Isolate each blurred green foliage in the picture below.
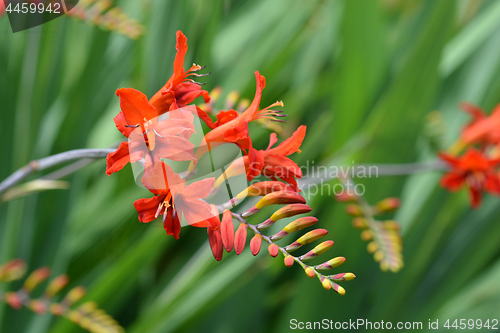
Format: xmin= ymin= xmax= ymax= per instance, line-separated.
xmin=1 ymin=0 xmax=500 ymax=332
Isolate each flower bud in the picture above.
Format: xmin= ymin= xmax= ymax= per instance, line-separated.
xmin=374 ymin=198 xmax=400 ymax=213
xmin=329 ymin=273 xmax=356 ymax=281
xmin=374 ymin=250 xmax=384 ymax=262
xmin=45 ymin=275 xmax=69 ymax=298
xmin=304 ymin=266 xmax=315 ymax=278
xmin=0 ymin=259 xmax=27 ymax=282
xmin=299 ymin=241 xmax=334 ymax=261
xmin=269 ymin=203 xmax=311 ymax=222
xmin=383 ymin=220 xmax=401 ymax=230
xmin=321 ymin=277 xmax=331 ymax=290
xmin=331 ymin=282 xmax=346 ymax=295
xmin=315 ymin=257 xmax=345 ymax=271
xmin=63 ymin=286 xmax=86 ymax=306
xmin=360 ymin=229 xmax=373 ymax=241
xmin=285 ymin=229 xmax=328 ymax=252
xmin=268 ymin=244 xmax=280 ymax=258
xmin=352 ymin=217 xmax=368 ymax=229
xmin=284 ymin=255 xmax=294 ymax=267
xmin=271 ymin=217 xmax=318 ymax=241
xmin=50 ymin=303 xmax=65 ymax=316
xmin=250 ymin=235 xmax=262 ymax=256
xmin=334 ymin=192 xmax=355 ymax=202
xmin=246 ymin=181 xmax=295 ymax=197
xmin=234 ymin=223 xmax=248 ymax=255
xmin=345 ymin=204 xmax=363 ymax=216
xmin=367 ymin=241 xmax=378 ymax=253
xmin=23 ymin=267 xmax=51 ymax=293
xmin=5 ymin=292 xmax=23 ymax=309
xmin=29 ymin=299 xmax=47 ymax=314
xmin=220 ymin=210 xmax=234 ymax=252
xmin=207 ymin=226 xmax=223 ymax=261
xmin=253 ymin=191 xmax=306 ymax=211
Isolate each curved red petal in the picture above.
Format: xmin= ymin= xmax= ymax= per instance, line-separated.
xmin=182 ymin=178 xmax=215 ymax=200
xmin=234 ymin=223 xmax=248 ymax=255
xmin=439 ymin=173 xmax=465 ymax=191
xmin=163 ymin=208 xmax=181 ymax=239
xmin=113 ymin=111 xmax=134 ymax=137
xmin=116 ymin=88 xmax=158 ymax=125
xmin=246 ymin=148 xmax=265 ymax=181
xmin=221 ymin=210 xmax=234 ymax=252
xmin=133 ymin=196 xmax=164 ymax=223
xmin=266 ymin=125 xmax=306 ymax=156
xmin=106 ymin=142 xmax=133 ymax=176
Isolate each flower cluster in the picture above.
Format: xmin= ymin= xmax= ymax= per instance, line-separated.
xmin=439 ymin=102 xmax=500 ymax=208
xmin=106 ymin=31 xmax=305 ymax=241
xmin=105 ymin=30 xmax=354 ymax=292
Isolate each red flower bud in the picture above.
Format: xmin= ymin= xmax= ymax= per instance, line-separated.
xmin=207 ymin=226 xmax=223 ymax=261
xmin=220 ymin=210 xmax=234 ymax=252
xmin=268 ymin=244 xmax=280 ymax=258
xmin=234 ymin=223 xmax=248 ymax=255
xmin=250 ymin=235 xmax=262 ymax=256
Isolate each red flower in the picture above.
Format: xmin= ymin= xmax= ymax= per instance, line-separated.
xmin=460 ymin=102 xmax=500 ymax=146
xmin=193 ymin=71 xmax=284 ymax=162
xmin=133 ymin=162 xmax=219 ymax=239
xmin=439 ymin=148 xmax=500 ymax=208
xmin=106 ymin=88 xmax=196 ymax=176
xmin=149 ymin=30 xmax=210 ymax=114
xmin=216 ymin=126 xmax=306 ymax=191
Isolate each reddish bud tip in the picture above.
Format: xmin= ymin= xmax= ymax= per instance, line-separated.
xmin=250 ymin=235 xmax=263 ymax=256
xmin=268 ymin=244 xmax=280 ymax=258
xmin=284 ymin=255 xmax=294 ymax=267
xmin=5 ymin=292 xmax=23 ymax=310
xmin=234 ymin=223 xmax=248 ymax=255
xmin=24 ymin=267 xmax=51 ymax=292
xmin=220 ymin=210 xmax=234 ymax=252
xmin=207 ymin=226 xmax=223 ymax=261
xmin=374 ymin=197 xmax=401 ymax=213
xmin=304 ymin=267 xmax=315 ymax=278
xmin=345 ymin=204 xmax=363 ymax=216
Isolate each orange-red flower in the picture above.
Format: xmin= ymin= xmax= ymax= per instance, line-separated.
xmin=0 ymin=1 xmax=5 ymax=16
xmin=192 ymin=71 xmax=284 ymax=163
xmin=106 ymin=88 xmax=196 ymax=176
xmin=216 ymin=126 xmax=306 ymax=191
xmin=149 ymin=30 xmax=210 ymax=114
xmin=439 ymin=148 xmax=500 ymax=208
xmin=460 ymin=102 xmax=500 ymax=146
xmin=133 ymin=162 xmax=219 ymax=239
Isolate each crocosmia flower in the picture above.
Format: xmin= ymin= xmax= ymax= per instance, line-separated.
xmin=193 ymin=71 xmax=284 ymax=162
xmin=460 ymin=102 xmax=500 ymax=146
xmin=149 ymin=30 xmax=210 ymax=114
xmin=216 ymin=125 xmax=306 ymax=191
xmin=134 ymin=162 xmax=219 ymax=239
xmin=439 ymin=148 xmax=500 ymax=208
xmin=106 ymin=88 xmax=196 ymax=176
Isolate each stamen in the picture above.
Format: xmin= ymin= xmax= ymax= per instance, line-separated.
xmin=191 ymin=65 xmax=206 ymax=72
xmin=152 ymin=128 xmax=164 ymax=138
xmin=125 ymin=125 xmax=140 ymax=128
xmin=193 ymin=81 xmax=207 ymax=86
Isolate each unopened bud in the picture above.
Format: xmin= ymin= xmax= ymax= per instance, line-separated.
xmin=345 ymin=204 xmax=363 ymax=216
xmin=285 ymin=229 xmax=328 ymax=252
xmin=367 ymin=241 xmax=378 ymax=253
xmin=29 ymin=299 xmax=47 ymax=314
xmin=253 ymin=191 xmax=306 ymax=211
xmin=383 ymin=220 xmax=401 ymax=230
xmin=321 ymin=277 xmax=331 ymax=290
xmin=63 ymin=286 xmax=86 ymax=306
xmin=299 ymin=240 xmax=335 ymax=261
xmin=331 ymin=282 xmax=346 ymax=295
xmin=284 ymin=255 xmax=294 ymax=267
xmin=329 ymin=273 xmax=356 ymax=281
xmin=5 ymin=292 xmax=23 ymax=309
xmin=207 ymin=226 xmax=223 ymax=261
xmin=0 ymin=259 xmax=27 ymax=282
xmin=268 ymin=244 xmax=280 ymax=258
xmin=304 ymin=267 xmax=315 ymax=278
xmin=250 ymin=234 xmax=262 ymax=256
xmin=50 ymin=303 xmax=65 ymax=316
xmin=374 ymin=198 xmax=400 ymax=214
xmin=23 ymin=267 xmax=51 ymax=293
xmin=220 ymin=210 xmax=234 ymax=252
xmin=269 ymin=204 xmax=311 ymax=223
xmin=315 ymin=257 xmax=345 ymax=271
xmin=360 ymin=229 xmax=373 ymax=241
xmin=352 ymin=217 xmax=368 ymax=229
xmin=234 ymin=223 xmax=248 ymax=255
xmin=45 ymin=275 xmax=69 ymax=298
xmin=374 ymin=250 xmax=384 ymax=262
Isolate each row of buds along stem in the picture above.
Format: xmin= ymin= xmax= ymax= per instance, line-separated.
xmin=208 ymin=181 xmax=355 ymax=294
xmin=0 ymin=259 xmax=124 ymax=333
xmin=66 ymin=0 xmax=144 ymax=40
xmin=338 ymin=192 xmax=404 ymax=273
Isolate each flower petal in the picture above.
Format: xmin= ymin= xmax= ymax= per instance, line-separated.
xmin=182 ymin=178 xmax=215 ymax=200
xmin=267 ymin=133 xmax=278 ymax=150
xmin=106 ymin=142 xmax=144 ymax=176
xmin=163 ymin=208 xmax=181 ymax=239
xmin=266 ymin=125 xmax=306 ymax=156
xmin=117 ymin=88 xmax=158 ymax=125
xmin=113 ymin=111 xmax=134 ymax=138
xmin=133 ymin=195 xmax=164 ymax=223
xmin=246 ymin=148 xmax=264 ymax=181
xmin=439 ymin=173 xmax=465 ymax=191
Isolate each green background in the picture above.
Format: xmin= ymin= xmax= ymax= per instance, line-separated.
xmin=1 ymin=0 xmax=500 ymax=332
